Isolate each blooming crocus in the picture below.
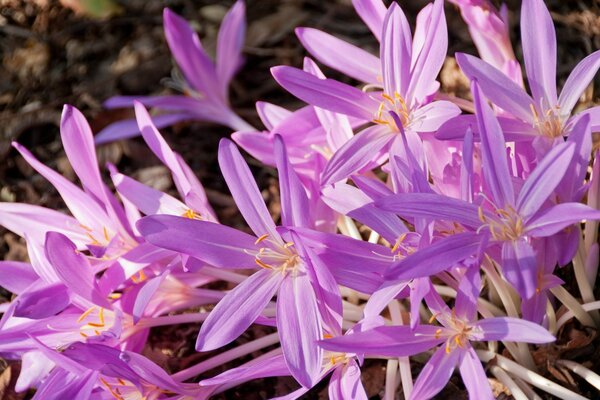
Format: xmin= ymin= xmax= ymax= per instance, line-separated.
xmin=321 ymin=268 xmax=556 ymax=400
xmin=272 ymin=0 xmax=460 ymax=185
xmin=438 ymin=0 xmax=600 ymax=146
xmin=97 ymin=2 xmax=253 ymax=144
xmin=138 ymin=136 xmax=324 ymax=387
xmin=376 ymin=81 xmax=600 ymax=299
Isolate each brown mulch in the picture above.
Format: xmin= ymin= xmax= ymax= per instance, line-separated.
xmin=0 ymin=0 xmax=599 ymax=398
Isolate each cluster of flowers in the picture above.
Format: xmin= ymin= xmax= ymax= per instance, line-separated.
xmin=1 ymin=0 xmax=600 ymax=398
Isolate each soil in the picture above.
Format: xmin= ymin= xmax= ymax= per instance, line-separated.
xmin=0 ymin=0 xmax=599 ymax=398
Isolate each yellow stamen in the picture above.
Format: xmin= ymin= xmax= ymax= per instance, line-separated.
xmin=255 ymin=234 xmax=269 ymax=244
xmin=255 ymin=259 xmax=272 ymax=269
xmin=77 ymin=306 xmax=96 ymax=323
xmin=103 ymin=226 xmax=110 ymax=241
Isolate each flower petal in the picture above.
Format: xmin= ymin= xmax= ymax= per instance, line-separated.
xmin=218 ymin=138 xmax=280 ymax=239
xmin=501 ymin=239 xmax=538 ymax=299
xmin=526 ymin=203 xmax=600 ymax=237
xmin=137 ymin=215 xmax=258 ymax=268
xmin=297 ymin=28 xmax=380 ymax=83
xmin=558 ymin=50 xmax=600 ymax=114
xmin=94 ymin=113 xmax=193 ymax=145
xmin=216 ymin=0 xmax=246 ymax=96
xmin=277 ymin=273 xmax=323 ymax=388
xmin=352 ymin=0 xmax=387 ymax=41
xmin=474 ymin=316 xmax=555 ymax=343
xmin=516 ymin=141 xmax=575 ymax=218
xmin=457 ymin=347 xmax=495 ymax=400
xmin=521 ymin=0 xmax=557 ymax=105
xmin=409 ymin=345 xmax=461 ymax=400
xmin=271 ymin=66 xmax=379 ymax=120
xmin=197 ymin=269 xmax=283 ymax=351
xmin=381 ymin=2 xmax=411 ymax=95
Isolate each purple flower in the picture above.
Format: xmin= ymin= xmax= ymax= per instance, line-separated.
xmin=321 ymin=268 xmax=555 ymax=400
xmin=439 ymin=0 xmax=600 ymax=146
xmin=272 ymin=0 xmax=460 ymax=185
xmin=97 ymin=2 xmax=253 ymax=144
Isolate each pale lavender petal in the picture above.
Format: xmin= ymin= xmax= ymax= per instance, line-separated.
xmin=0 ymin=261 xmax=37 ymax=294
xmin=436 ymin=114 xmax=538 ymax=141
xmin=472 ymin=81 xmax=515 ymax=207
xmin=363 ymin=280 xmax=408 ymax=319
xmin=44 ymin=232 xmax=110 ymax=308
xmin=218 ymin=138 xmax=280 ymax=239
xmin=14 ymin=282 xmax=70 ymax=319
xmin=409 ymin=346 xmax=461 ymax=400
xmin=197 ymin=269 xmax=283 ymax=351
xmin=137 ymin=215 xmax=258 ymax=268
xmin=32 ymin=369 xmax=97 ymax=400
xmin=521 ymin=0 xmax=557 ymax=105
xmin=132 ymin=273 xmax=167 ymax=323
xmin=458 ymin=347 xmax=495 ymax=400
xmin=200 ymin=352 xmax=290 ymax=386
xmin=163 ymin=9 xmax=220 ymax=99
xmin=12 ymin=143 xmax=108 ymax=232
xmin=112 ymin=172 xmax=188 ymax=216
xmin=216 ymin=0 xmax=246 ymax=96
xmin=94 ymin=113 xmax=193 ymax=145
xmin=474 ymin=316 xmax=555 ymax=343
xmin=274 ymin=135 xmax=311 ymax=228
xmin=15 ymin=351 xmax=54 ymax=392
xmin=376 ymin=193 xmax=485 ymax=229
xmin=352 ymin=0 xmax=387 ymax=41
xmin=410 ymin=100 xmax=461 ymax=132
xmin=256 ymin=101 xmax=291 ymax=130
xmin=385 ymin=232 xmax=482 ymax=281
xmin=557 ymin=114 xmax=592 ymax=202
xmin=321 ymin=125 xmax=394 ymax=186
xmin=558 ymin=50 xmax=600 ymax=114
xmin=526 ymin=203 xmax=600 ymax=237
xmin=0 ymin=203 xmax=88 ymax=246
xmin=517 ymin=141 xmax=575 ymax=218
xmin=336 ymin=359 xmax=367 ymax=400
xmin=297 ymin=28 xmax=380 ymax=83
xmin=320 ymin=325 xmax=444 ymax=356
xmin=381 ymin=3 xmax=411 ymax=95
xmin=577 ymin=105 xmax=600 ymax=131
xmin=271 ymin=66 xmax=379 ymax=120
xmin=278 ymin=274 xmax=323 ymax=388
xmin=456 ymin=53 xmax=534 ymax=122
xmin=406 ymin=0 xmax=447 ymax=104
xmin=501 ymin=240 xmax=537 ymax=299
xmin=104 ymin=95 xmax=203 ymax=112
xmin=454 ymin=266 xmax=481 ymax=321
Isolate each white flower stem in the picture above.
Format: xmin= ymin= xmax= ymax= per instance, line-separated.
xmin=551 ymin=286 xmax=596 ymax=328
xmin=201 ymin=266 xmax=248 ymax=284
xmin=384 ymin=359 xmax=399 ymax=400
xmin=389 ymin=300 xmax=412 ymax=398
xmin=172 ymin=332 xmax=280 ymax=382
xmin=490 ymin=365 xmax=529 ymax=400
xmin=556 ymin=359 xmax=600 ymax=391
xmin=556 ymin=300 xmax=600 ymax=330
xmin=572 ymin=230 xmax=599 ymax=325
xmin=476 ymin=350 xmax=587 ymax=400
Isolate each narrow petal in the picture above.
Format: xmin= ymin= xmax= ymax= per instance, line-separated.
xmin=0 ymin=203 xmax=87 ymax=246
xmin=526 ymin=203 xmax=600 ymax=237
xmin=0 ymin=261 xmax=37 ymax=294
xmin=409 ymin=346 xmax=461 ymax=400
xmin=278 ymin=274 xmax=323 ymax=388
xmin=516 ymin=141 xmax=575 ymax=218
xmin=274 ymin=135 xmax=311 ymax=228
xmin=406 ymin=0 xmax=447 ymax=104
xmin=436 ymin=114 xmax=538 ymax=141
xmin=112 ymin=172 xmax=188 ymax=216
xmin=200 ymin=352 xmax=290 ymax=386
xmin=521 ymin=0 xmax=557 ymax=105
xmin=216 ymin=0 xmax=246 ymax=96
xmin=351 ymin=0 xmax=387 ymax=41
xmin=94 ymin=113 xmax=193 ymax=145
xmin=454 ymin=266 xmax=481 ymax=321
xmin=381 ymin=2 xmax=411 ymax=96
xmin=218 ymin=138 xmax=280 ymax=239
xmin=474 ymin=317 xmax=555 ymax=343
xmin=163 ymin=9 xmax=220 ymax=99
xmin=338 ymin=360 xmax=368 ymax=400
xmin=385 ymin=232 xmax=482 ymax=281
xmin=297 ymin=28 xmax=380 ymax=83
xmin=558 ymin=50 xmax=600 ymax=114
xmin=197 ymin=269 xmax=283 ymax=351
xmin=410 ymin=100 xmax=461 ymax=132
xmin=44 ymin=232 xmax=110 ymax=308
xmin=321 ymin=125 xmax=394 ymax=186
xmin=256 ymin=101 xmax=291 ymax=130
xmin=577 ymin=105 xmax=600 ymax=131
xmin=271 ymin=66 xmax=379 ymax=120
xmin=456 ymin=53 xmax=534 ymax=122
xmin=458 ymin=347 xmax=495 ymax=400
xmin=12 ymin=143 xmax=108 ymax=232
xmin=320 ymin=325 xmax=444 ymax=357
xmin=14 ymin=282 xmax=70 ymax=319
xmin=104 ymin=95 xmax=204 ymax=112
xmin=472 ymin=80 xmax=515 ymax=207
xmin=137 ymin=215 xmax=258 ymax=268
xmin=376 ymin=193 xmax=485 ymax=229
xmin=60 ymin=105 xmax=106 ymax=203
xmin=501 ymin=240 xmax=538 ymax=299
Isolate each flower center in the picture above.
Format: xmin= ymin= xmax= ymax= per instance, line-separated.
xmin=478 ymin=205 xmax=524 ymax=241
xmin=373 ymin=92 xmax=411 ymax=130
xmin=530 ymin=103 xmax=565 ymax=139
xmin=251 ymin=234 xmax=300 ymax=274
xmin=182 ymin=208 xmax=202 ymax=220
xmin=77 ymin=306 xmax=113 ymax=338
